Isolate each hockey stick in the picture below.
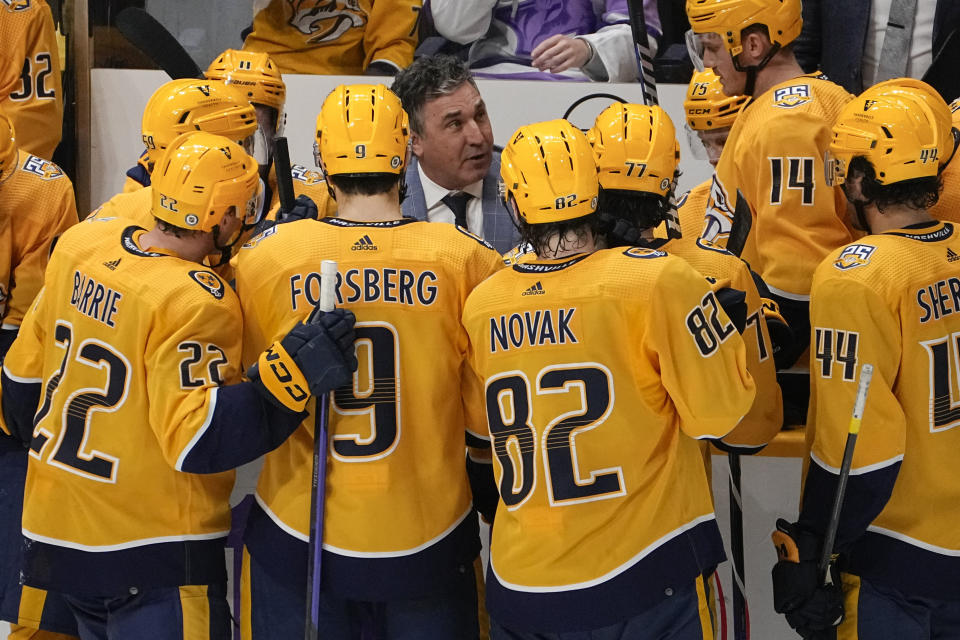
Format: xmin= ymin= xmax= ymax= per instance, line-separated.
xmin=722 ymin=188 xmax=753 ymax=640
xmin=818 ymin=363 xmax=874 ymax=583
xmin=626 ymin=0 xmax=658 ymax=105
xmin=273 ymin=136 xmax=296 ymax=212
xmin=922 ymin=29 xmax=960 ymax=103
xmin=305 ymin=260 xmax=339 ymax=640
xmin=115 ymin=8 xmax=204 ymax=80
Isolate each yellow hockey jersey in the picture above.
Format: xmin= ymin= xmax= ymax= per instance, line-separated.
xmin=233 ymin=216 xmax=501 ymax=599
xmin=0 ymin=0 xmax=62 ymax=160
xmin=242 ymin=0 xmax=420 ymax=75
xmin=801 ymin=220 xmax=960 ymax=599
xmin=0 ymin=217 xmax=245 ymax=594
xmin=659 ymin=236 xmax=782 ymax=450
xmin=929 ymin=100 xmax=960 ymax=224
xmin=0 ymin=148 xmax=76 ymax=330
xmin=461 ymin=247 xmax=755 ymax=631
xmin=703 ymin=73 xmax=854 ymax=299
xmin=676 ymin=178 xmax=711 ymax=243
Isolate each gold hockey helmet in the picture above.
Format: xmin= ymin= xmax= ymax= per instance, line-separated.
xmin=205 ymin=49 xmax=286 ymax=112
xmin=686 ymin=0 xmax=803 ymax=58
xmin=150 ymin=131 xmax=260 ymax=232
xmin=684 ymin=69 xmax=748 ymax=131
xmin=314 ymin=84 xmax=409 ymax=177
xmin=501 ymin=119 xmax=599 ymax=224
xmin=588 ymin=103 xmax=680 ymax=197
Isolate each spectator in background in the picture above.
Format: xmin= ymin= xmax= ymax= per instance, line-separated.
xmin=391 ymin=55 xmax=519 ymax=253
xmin=428 ymin=0 xmax=660 ymax=82
xmin=795 ymin=0 xmax=960 ymax=94
xmin=243 ymin=0 xmax=421 ymax=75
xmin=0 ymin=0 xmax=63 ymax=160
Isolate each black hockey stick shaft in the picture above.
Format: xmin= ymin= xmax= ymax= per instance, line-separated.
xmin=625 ymin=0 xmax=658 ymax=105
xmin=305 ymin=261 xmax=339 ymax=640
xmin=921 ymin=29 xmax=960 ymax=103
xmin=729 ymin=452 xmax=747 ymax=640
xmin=818 ymin=363 xmax=874 ymax=583
xmin=273 ymin=136 xmax=296 ymax=213
xmin=115 ymin=8 xmax=203 ymax=80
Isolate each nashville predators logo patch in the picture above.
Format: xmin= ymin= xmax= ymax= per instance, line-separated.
xmin=291 ymin=164 xmax=323 ymax=185
xmin=22 ymin=155 xmax=63 ymax=180
xmin=623 ymin=247 xmax=667 ymax=259
xmin=773 ymin=85 xmax=812 ymax=109
xmin=189 ymin=270 xmax=226 ymax=299
xmin=834 ymin=244 xmax=876 ymax=271
xmin=287 ymin=0 xmax=367 ymax=45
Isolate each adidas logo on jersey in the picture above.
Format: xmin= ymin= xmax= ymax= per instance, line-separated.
xmin=522 ymin=281 xmax=545 ymax=296
xmin=948 ymin=248 xmax=960 ymax=263
xmin=102 ymin=258 xmax=122 ymax=270
xmin=352 ymin=235 xmax=378 ymax=251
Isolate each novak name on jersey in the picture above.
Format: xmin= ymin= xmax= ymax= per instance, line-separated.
xmin=461 ymin=246 xmax=755 ymax=632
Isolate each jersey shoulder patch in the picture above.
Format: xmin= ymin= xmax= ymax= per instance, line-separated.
xmin=188 ymin=270 xmax=227 ymax=300
xmin=241 ymin=224 xmax=278 ymax=250
xmin=772 ymin=84 xmax=812 ymax=109
xmin=622 ymin=246 xmax=667 ymax=259
xmin=21 ymin=155 xmax=64 ymax=180
xmin=291 ymin=164 xmax=324 ymax=186
xmin=833 ymin=243 xmax=877 ymax=271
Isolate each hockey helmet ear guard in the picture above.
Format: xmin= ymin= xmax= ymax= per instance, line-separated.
xmin=141 ymin=79 xmax=259 ymax=164
xmin=826 ymin=93 xmax=943 ymax=187
xmin=685 ymin=0 xmax=803 ymax=58
xmin=314 ymin=84 xmax=410 ymax=178
xmin=0 ymin=110 xmax=16 ymax=180
xmin=500 ymin=119 xmax=599 ymax=225
xmin=150 ymin=131 xmax=260 ymax=232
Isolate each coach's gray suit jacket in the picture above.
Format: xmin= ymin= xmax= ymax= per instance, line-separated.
xmin=401 ymin=151 xmax=519 ymax=254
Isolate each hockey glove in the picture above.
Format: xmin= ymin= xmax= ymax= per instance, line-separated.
xmin=248 ymin=308 xmax=358 ymax=413
xmin=761 ymin=298 xmax=797 ymax=371
xmin=277 ymin=194 xmax=319 ymax=224
xmin=715 ymin=286 xmax=747 ymax=334
xmin=771 ymin=518 xmax=844 ymax=640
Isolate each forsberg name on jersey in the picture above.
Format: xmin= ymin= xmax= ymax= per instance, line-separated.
xmin=70 ymin=270 xmax=122 ymax=328
xmin=917 ymin=277 xmax=960 ymax=324
xmin=290 ymin=267 xmax=438 ymax=311
xmin=489 ymin=308 xmax=578 ymax=353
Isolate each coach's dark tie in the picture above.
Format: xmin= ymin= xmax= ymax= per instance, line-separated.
xmin=441 ymin=192 xmax=472 ymax=229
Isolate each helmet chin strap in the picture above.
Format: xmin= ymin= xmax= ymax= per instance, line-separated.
xmin=732 ymin=43 xmax=781 ymax=96
xmin=210 ymin=223 xmax=244 ymax=268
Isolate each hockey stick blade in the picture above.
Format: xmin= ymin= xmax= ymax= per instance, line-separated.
xmin=726 ymin=189 xmax=753 ymax=258
xmin=115 ymin=8 xmax=203 ymax=80
xmin=273 ymin=137 xmax=296 ymax=213
xmin=922 ymin=29 xmax=960 ymax=103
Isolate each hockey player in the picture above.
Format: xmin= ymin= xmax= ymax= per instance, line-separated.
xmin=0 ymin=108 xmax=78 ymax=640
xmin=0 ymin=0 xmax=62 ymax=160
xmin=686 ymin=0 xmax=856 ymax=422
xmin=461 ymin=118 xmax=755 ymax=637
xmin=679 ymin=68 xmax=746 ymax=241
xmin=0 ymin=131 xmax=357 ymax=639
xmin=772 ymin=91 xmax=960 ymax=639
xmin=242 ymin=0 xmax=419 ymax=75
xmin=589 ymin=101 xmax=781 ymax=452
xmin=232 ymin=84 xmax=501 ymax=638
xmin=932 ymin=97 xmax=960 ymax=222
xmin=204 ymin=48 xmax=336 ymax=220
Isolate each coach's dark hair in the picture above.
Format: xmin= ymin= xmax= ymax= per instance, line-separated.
xmin=390 ymin=55 xmax=478 ymax=135
xmin=848 ymin=156 xmax=942 ymax=211
xmin=328 ymin=173 xmax=402 ymax=197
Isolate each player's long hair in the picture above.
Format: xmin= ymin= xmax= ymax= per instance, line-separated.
xmin=517 ymin=215 xmax=602 ymax=258
xmin=849 ymin=157 xmax=942 ymax=212
xmin=597 ymin=188 xmax=669 ymax=247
